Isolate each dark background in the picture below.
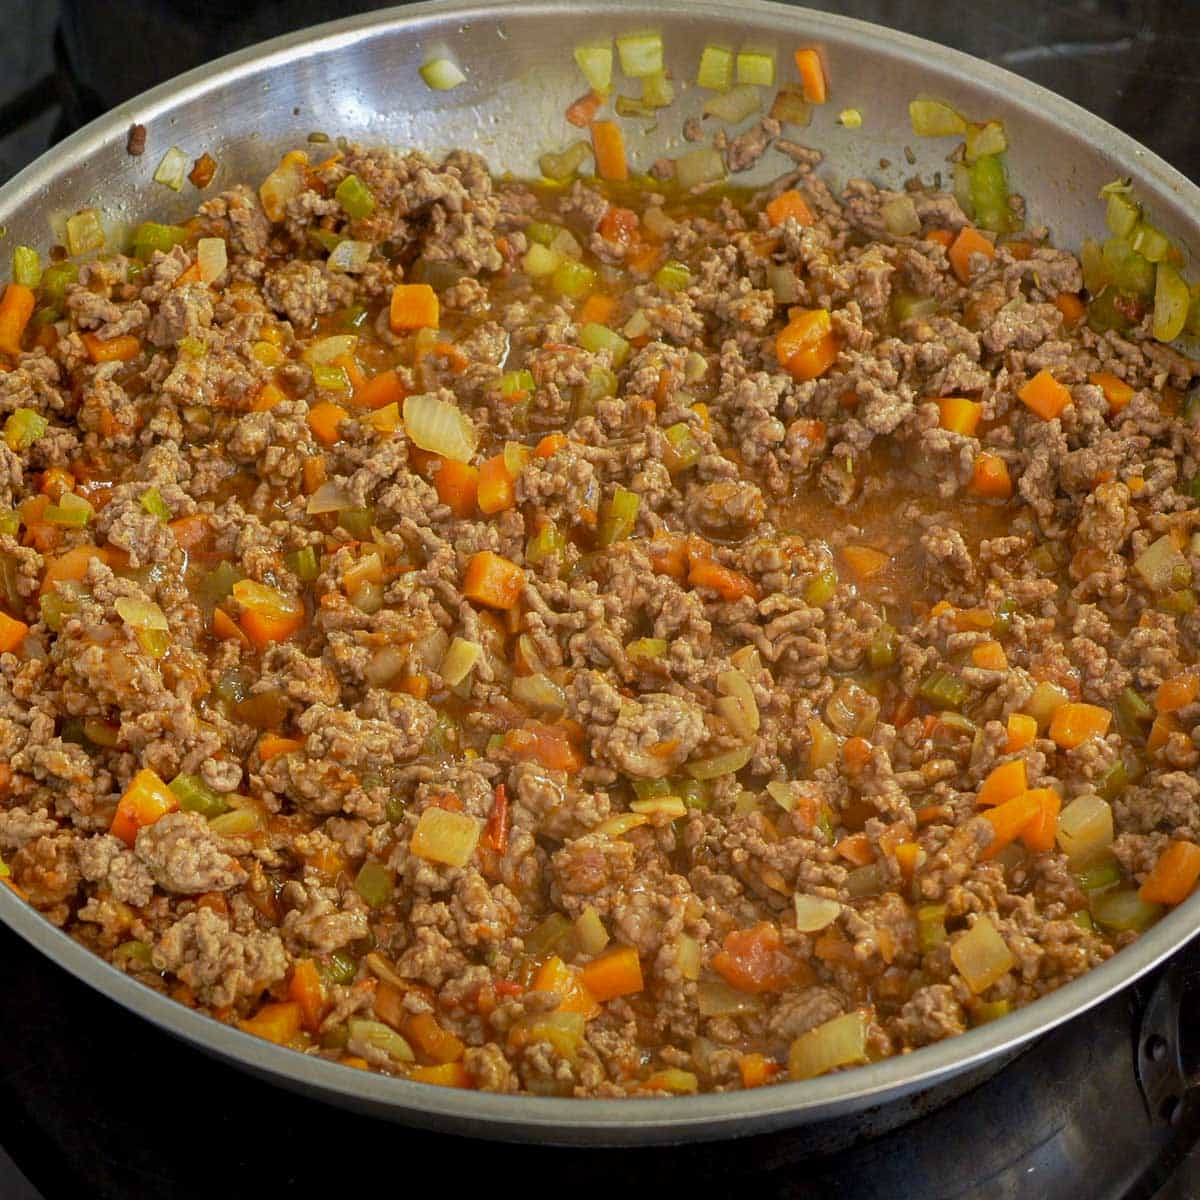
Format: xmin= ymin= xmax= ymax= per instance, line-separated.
xmin=1 ymin=2 xmax=1199 ymax=1198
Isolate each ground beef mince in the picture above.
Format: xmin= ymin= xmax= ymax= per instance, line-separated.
xmin=0 ymin=131 xmax=1198 ymax=1101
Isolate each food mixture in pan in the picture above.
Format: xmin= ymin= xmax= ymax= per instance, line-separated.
xmin=1 ymin=42 xmax=1199 ymax=1097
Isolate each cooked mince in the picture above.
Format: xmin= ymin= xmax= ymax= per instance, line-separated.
xmin=0 ymin=131 xmax=1198 ymax=1098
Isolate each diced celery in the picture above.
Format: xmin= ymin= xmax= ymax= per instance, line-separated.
xmin=574 ymin=40 xmax=614 ymax=95
xmin=1153 ymin=262 xmax=1189 ymax=343
xmin=40 ymin=590 xmax=79 ymax=632
xmin=697 ymin=44 xmax=734 ymax=91
xmin=892 ymin=292 xmax=939 ymax=322
xmin=1097 ymin=761 xmax=1129 ymax=801
xmin=676 ymin=778 xmax=711 ymax=810
xmin=908 ymin=97 xmax=966 ymax=137
xmin=1086 ymin=288 xmax=1132 ymax=335
xmin=4 ymin=408 xmax=48 ymax=451
xmin=526 ymin=520 xmax=566 ymax=565
xmin=803 ymin=567 xmax=837 ymax=606
xmin=337 ymin=304 xmax=370 ymax=330
xmin=597 ymin=486 xmax=640 ymax=546
xmin=1162 ymin=588 xmax=1197 ymax=616
xmin=552 ymin=259 xmax=597 ymax=300
xmin=169 ymin=772 xmax=230 ymax=819
xmin=663 ymin=422 xmax=702 ymax=473
xmin=919 ymin=670 xmax=968 ymax=710
xmin=964 ymin=121 xmax=1007 ymax=162
xmin=1131 ymin=222 xmax=1171 ymax=263
xmin=641 ymin=71 xmax=675 ymax=109
xmin=969 ymin=154 xmax=1010 ymax=234
xmin=39 ymin=261 xmax=78 ymax=303
xmin=140 ymin=487 xmax=171 ymax=522
xmin=616 ymin=94 xmax=654 ymax=119
xmin=44 ymin=493 xmax=93 ymax=527
xmin=1075 ymin=856 xmax=1121 ymax=892
xmin=355 ymin=861 xmax=394 ymax=908
xmin=973 ymin=999 xmax=1012 ymax=1025
xmin=0 ymin=511 xmax=18 ymax=537
xmin=1073 ymin=909 xmax=1095 ymax=931
xmin=1118 ymin=686 xmax=1154 ymax=726
xmin=617 ymin=32 xmax=663 ymax=78
xmin=326 ymin=951 xmax=358 ymax=984
xmin=335 ymin=173 xmax=376 ymax=220
xmin=501 ymin=369 xmax=534 ymax=401
xmin=839 ymin=108 xmax=863 ymax=129
xmin=65 ymin=209 xmax=105 ymax=256
xmin=312 ymin=364 xmax=350 ymax=392
xmin=627 ymin=637 xmax=668 ymax=663
xmin=736 ymin=49 xmax=775 ymax=87
xmin=579 ymin=322 xmax=630 ymax=367
xmin=1102 ymin=237 xmax=1155 ymax=296
xmin=338 ymin=508 xmax=374 ymax=539
xmin=12 ymin=246 xmax=40 ymax=288
xmin=199 ymin=561 xmax=241 ymax=605
xmin=916 ymin=903 xmax=948 ymax=953
xmin=285 ymin=545 xmax=320 ymax=582
xmin=1091 ymin=887 xmax=1162 ymax=932
xmin=522 ymin=242 xmax=561 ymax=278
xmin=1105 ymin=190 xmax=1140 ymax=239
xmin=867 ymin=622 xmax=898 ymax=669
xmin=419 ymin=58 xmax=466 ymax=91
xmin=539 ymin=141 xmax=592 ymax=183
xmin=526 ymin=221 xmax=563 ymax=247
xmin=653 ymin=260 xmax=691 ymax=292
xmin=130 ymin=222 xmax=188 ymax=261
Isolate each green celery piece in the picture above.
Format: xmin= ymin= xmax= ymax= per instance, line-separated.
xmin=335 ymin=174 xmax=376 ymax=220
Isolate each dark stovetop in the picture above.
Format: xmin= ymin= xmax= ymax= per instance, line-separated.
xmin=2 ymin=2 xmax=1200 ymax=1197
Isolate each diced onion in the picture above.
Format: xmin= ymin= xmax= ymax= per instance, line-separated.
xmin=402 ymin=392 xmax=478 ymax=463
xmin=574 ymin=40 xmax=614 ymax=95
xmin=1153 ymin=262 xmax=1190 ymax=343
xmin=908 ymin=97 xmax=967 ymax=137
xmin=232 ymin=578 xmax=302 ymax=619
xmin=259 ymin=153 xmax=307 ymax=222
xmin=364 ymin=646 xmax=406 ymax=686
xmin=348 ymin=1018 xmax=415 ymax=1062
xmin=1024 ymin=680 xmax=1070 ymax=729
xmin=114 ymin=596 xmax=169 ymax=630
xmin=1056 ymin=794 xmax=1114 ymax=864
xmin=512 ymin=671 xmax=567 ymax=713
xmin=641 ymin=205 xmax=676 ymax=240
xmin=716 ymin=668 xmax=760 ymax=739
xmin=410 ymin=806 xmax=481 ymax=868
xmin=949 ymin=915 xmax=1014 ymax=994
xmin=575 ymin=905 xmax=610 ymax=956
xmin=767 ymin=263 xmax=801 ymax=303
xmin=674 ymin=148 xmax=726 ymax=191
xmin=702 ymin=84 xmax=761 ymax=124
xmin=621 ymin=309 xmax=651 ymax=339
xmin=153 ymin=146 xmax=190 ymax=191
xmin=196 ymin=237 xmax=227 ymax=283
xmin=770 ymin=87 xmax=811 ymax=127
xmin=1134 ymin=534 xmax=1188 ymax=591
xmin=825 ymin=679 xmax=879 ymax=737
xmin=302 ymin=335 xmax=358 ymax=366
xmin=808 ymin=718 xmax=838 ymax=770
xmin=793 ymin=893 xmax=841 ymax=932
xmin=880 ymin=196 xmax=921 ymax=237
xmin=522 ymin=243 xmax=561 ymax=278
xmin=328 ymin=239 xmax=373 ymax=273
xmin=65 ymin=209 xmax=105 ymax=257
xmin=419 ymin=58 xmax=466 ymax=91
xmin=629 ymin=796 xmax=688 ymax=818
xmin=593 ymin=812 xmax=650 ymax=838
xmin=686 ymin=742 xmax=754 ymax=780
xmin=788 ymin=1012 xmax=868 ymax=1081
xmin=415 ymin=628 xmax=450 ymax=671
xmin=509 ymin=1011 xmax=585 ymax=1056
xmin=550 ymin=228 xmax=583 ymax=260
xmin=765 ymin=781 xmax=802 ymax=812
xmin=209 ymin=806 xmax=264 ymax=837
xmin=698 ymin=980 xmax=761 ymax=1017
xmin=440 ymin=637 xmax=482 ymax=686
xmin=306 ymin=481 xmax=352 ymax=514
xmin=616 ymin=31 xmax=663 ymax=79
xmin=676 ymin=933 xmax=702 ymax=981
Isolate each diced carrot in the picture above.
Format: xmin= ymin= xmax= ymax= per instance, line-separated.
xmin=977 ymin=759 xmax=1027 ymax=807
xmin=503 ymin=724 xmax=584 ymax=774
xmin=649 ymin=533 xmax=688 ymax=580
xmin=598 ymin=207 xmax=640 ymax=246
xmin=738 ymin=1052 xmax=780 ymax=1090
xmin=484 ymin=783 xmax=510 ymax=855
xmin=712 ymin=921 xmax=812 ymax=993
xmin=169 ymin=513 xmax=210 ymax=550
xmin=398 ymin=674 xmax=430 ymax=700
xmin=1147 ymin=712 xmax=1177 ymax=754
xmin=969 ymin=452 xmax=1012 ymax=499
xmin=288 ymin=959 xmax=327 ymax=1033
xmin=565 ymin=90 xmax=604 ymax=128
xmin=590 ymin=120 xmax=628 ymax=182
xmin=1089 ymin=371 xmax=1135 ymax=414
xmin=948 ymin=227 xmax=996 ymax=284
xmin=580 ymin=945 xmax=644 ymax=1002
xmin=534 ymin=433 xmax=567 ymax=459
xmin=1155 ymin=672 xmax=1198 ymax=713
xmin=1019 ymin=788 xmax=1062 ymax=854
xmin=306 ymin=401 xmax=349 ymax=447
xmin=477 ymin=454 xmax=515 ymax=515
xmin=793 ymin=48 xmax=827 ymax=103
xmin=1139 ymin=840 xmax=1200 ymax=906
xmin=463 ymin=550 xmax=524 ymax=610
xmin=980 ymin=790 xmax=1042 ymax=860
xmin=0 ymin=763 xmax=11 ymax=796
xmin=1003 ymin=240 xmax=1035 ymax=261
xmin=40 ymin=543 xmax=110 ymax=594
xmin=0 ymin=612 xmax=29 ymax=654
xmin=173 ymin=261 xmax=203 ymax=288
xmin=259 ymin=733 xmax=304 ymax=762
xmin=40 ymin=467 xmax=75 ymax=499
xmin=688 ymin=557 xmax=759 ymax=602
xmin=532 ymin=955 xmax=601 ymax=1018
xmin=0 ymin=284 xmax=36 ymax=357
xmin=110 ymin=767 xmax=179 ymax=846
xmin=401 ymin=1011 xmax=466 ymax=1063
xmin=626 ymin=241 xmax=663 ymax=274
xmin=212 ymin=608 xmax=246 ymax=644
xmin=775 ymin=308 xmax=838 ymax=381
xmin=81 ymin=332 xmax=141 ymax=364
xmin=353 ymin=368 xmax=407 ymax=411
xmin=388 ymin=283 xmax=439 ymax=332
xmin=1005 ymin=712 xmax=1038 ymax=753
xmin=303 ymin=455 xmax=327 ymax=495
xmin=841 ymin=545 xmax=889 ymax=582
xmin=894 ymin=841 xmax=922 ymax=881
xmin=1053 ymin=292 xmax=1086 ymax=327
xmin=938 ymin=397 xmax=982 ymax=437
xmin=578 ymin=293 xmax=617 ymax=326
xmin=433 ymin=457 xmax=479 ymax=518
xmin=1048 ymin=702 xmax=1112 ymax=750
xmin=239 ymin=1001 xmax=303 ymax=1046
xmin=409 ymin=1062 xmax=473 ymax=1088
xmin=836 ymin=833 xmax=875 ymax=867
xmin=1018 ymin=369 xmax=1072 ymax=421
xmin=341 ymin=1056 xmax=371 ymax=1071
xmin=925 ymin=228 xmax=955 ymax=249
xmin=971 ymin=640 xmax=1008 ymax=671
xmin=240 ymin=607 xmax=304 ymax=651
xmin=765 ymin=189 xmax=815 ymax=228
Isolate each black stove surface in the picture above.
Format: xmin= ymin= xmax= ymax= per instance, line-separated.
xmin=2 ymin=2 xmax=1200 ymax=1197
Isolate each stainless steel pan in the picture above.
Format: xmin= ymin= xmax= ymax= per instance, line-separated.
xmin=1 ymin=0 xmax=1198 ymax=1147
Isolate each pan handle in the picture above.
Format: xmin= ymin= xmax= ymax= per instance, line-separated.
xmin=1135 ymin=935 xmax=1200 ymax=1126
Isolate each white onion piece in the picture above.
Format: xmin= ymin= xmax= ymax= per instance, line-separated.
xmin=328 ymin=239 xmax=373 ymax=273
xmin=788 ymin=1012 xmax=868 ymax=1080
xmin=1056 ymin=794 xmax=1114 ymax=863
xmin=793 ymin=893 xmax=841 ymax=932
xmin=196 ymin=237 xmax=228 ymax=283
xmin=512 ymin=671 xmax=567 ymax=713
xmin=880 ymin=195 xmax=921 ymax=237
xmin=702 ymin=84 xmax=761 ymax=124
xmin=153 ymin=146 xmax=189 ymax=192
xmin=950 ymin=915 xmax=1014 ymax=993
xmin=114 ymin=597 xmax=168 ymax=630
xmin=402 ymin=392 xmax=478 ymax=463
xmin=302 ymin=335 xmax=358 ymax=365
xmin=306 ymin=481 xmax=352 ymax=514
xmin=675 ymin=148 xmax=726 ymax=191
xmin=440 ymin=637 xmax=481 ymax=686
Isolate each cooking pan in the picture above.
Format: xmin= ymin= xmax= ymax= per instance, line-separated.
xmin=1 ymin=0 xmax=1198 ymax=1148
